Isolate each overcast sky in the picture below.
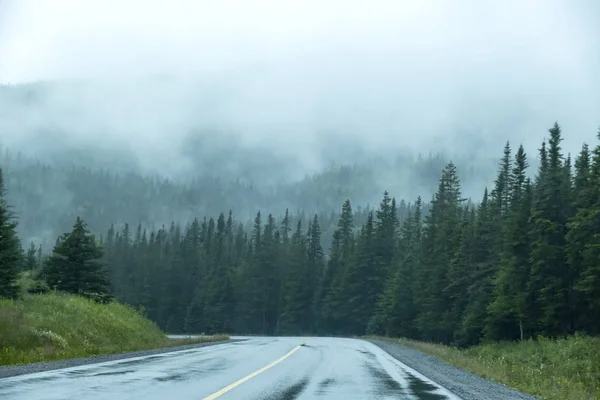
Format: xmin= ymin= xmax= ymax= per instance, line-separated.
xmin=0 ymin=0 xmax=599 ymax=167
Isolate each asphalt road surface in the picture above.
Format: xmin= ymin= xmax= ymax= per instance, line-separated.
xmin=0 ymin=336 xmax=508 ymax=399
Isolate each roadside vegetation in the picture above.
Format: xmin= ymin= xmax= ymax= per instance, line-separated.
xmin=0 ymin=292 xmax=228 ymax=366
xmin=3 ymin=123 xmax=600 ymax=395
xmin=371 ymin=335 xmax=600 ymax=400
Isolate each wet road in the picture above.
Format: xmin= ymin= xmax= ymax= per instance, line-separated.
xmin=0 ymin=337 xmax=461 ymax=399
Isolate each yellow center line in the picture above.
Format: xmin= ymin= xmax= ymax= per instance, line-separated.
xmin=202 ymin=343 xmax=304 ymax=400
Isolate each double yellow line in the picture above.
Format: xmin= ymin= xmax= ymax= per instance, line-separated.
xmin=203 ymin=341 xmax=306 ymax=400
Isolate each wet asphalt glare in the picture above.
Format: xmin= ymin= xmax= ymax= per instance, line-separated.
xmin=0 ymin=337 xmax=462 ymax=399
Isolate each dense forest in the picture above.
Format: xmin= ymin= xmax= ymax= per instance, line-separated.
xmin=1 ymin=145 xmax=495 ymax=250
xmin=3 ymin=122 xmax=599 ymax=347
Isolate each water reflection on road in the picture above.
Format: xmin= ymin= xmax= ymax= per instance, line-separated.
xmin=0 ymin=337 xmax=461 ymax=399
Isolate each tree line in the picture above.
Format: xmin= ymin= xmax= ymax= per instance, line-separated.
xmin=1 ymin=145 xmax=494 ymax=250
xmin=2 ymin=122 xmax=600 ymax=347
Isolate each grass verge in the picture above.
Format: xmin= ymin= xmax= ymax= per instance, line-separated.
xmin=367 ymin=334 xmax=600 ymax=400
xmin=0 ymin=292 xmax=228 ymax=366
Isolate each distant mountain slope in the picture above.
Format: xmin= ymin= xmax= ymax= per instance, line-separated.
xmin=1 ymin=145 xmax=499 ymax=249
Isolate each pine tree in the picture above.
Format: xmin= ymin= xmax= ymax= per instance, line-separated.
xmin=306 ymin=214 xmax=324 ymax=332
xmin=444 ymin=204 xmax=476 ymax=345
xmin=37 ymin=244 xmax=43 ymax=270
xmin=415 ymin=162 xmax=464 ymax=343
xmin=340 ymin=211 xmax=378 ymax=335
xmin=184 ymin=285 xmax=205 ymax=334
xmin=379 ymin=196 xmax=423 ymax=338
xmin=375 ymin=191 xmax=398 ymax=271
xmin=528 ymin=123 xmax=572 ymax=335
xmin=202 ymin=213 xmax=235 ymax=334
xmin=23 ymin=242 xmax=38 ymax=271
xmin=487 ymin=146 xmax=534 ymax=340
xmin=571 ymin=129 xmax=600 ymax=333
xmin=31 ymin=123 xmax=599 ymax=340
xmin=280 ymin=221 xmax=308 ymax=334
xmin=0 ymin=168 xmax=21 ymax=299
xmin=43 ymin=217 xmax=111 ymax=302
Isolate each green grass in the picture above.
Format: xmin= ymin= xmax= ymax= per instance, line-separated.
xmin=0 ymin=292 xmax=228 ymax=366
xmin=368 ymin=334 xmax=600 ymax=400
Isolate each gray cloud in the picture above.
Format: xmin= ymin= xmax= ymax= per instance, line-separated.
xmin=1 ymin=0 xmax=599 ymax=177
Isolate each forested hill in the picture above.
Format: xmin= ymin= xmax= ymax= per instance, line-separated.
xmin=95 ymin=123 xmax=600 ymax=345
xmin=5 ymin=122 xmax=600 ymax=348
xmin=1 ymin=145 xmax=497 ymax=249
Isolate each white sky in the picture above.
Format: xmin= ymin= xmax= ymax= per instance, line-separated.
xmin=1 ymin=0 xmax=598 ymax=84
xmin=0 ymin=0 xmax=599 ymax=165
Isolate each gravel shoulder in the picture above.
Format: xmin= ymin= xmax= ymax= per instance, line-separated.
xmin=0 ymin=339 xmax=240 ymax=379
xmin=368 ymin=339 xmax=539 ymax=400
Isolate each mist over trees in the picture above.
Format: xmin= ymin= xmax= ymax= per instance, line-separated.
xmin=89 ymin=123 xmax=600 ymax=344
xmin=5 ymin=122 xmax=597 ymax=348
xmin=0 ymin=168 xmax=22 ymax=299
xmin=1 ymin=138 xmax=499 ymax=251
xmin=2 ymin=121 xmax=600 ymax=347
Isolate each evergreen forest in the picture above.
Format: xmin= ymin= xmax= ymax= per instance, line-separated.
xmin=2 ymin=122 xmax=600 ymax=348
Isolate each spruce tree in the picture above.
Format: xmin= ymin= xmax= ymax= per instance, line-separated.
xmin=487 ymin=146 xmax=534 ymax=340
xmin=44 ymin=217 xmax=111 ymax=302
xmin=23 ymin=242 xmax=38 ymax=271
xmin=444 ymin=203 xmax=476 ymax=346
xmin=0 ymin=168 xmax=21 ymax=299
xmin=571 ymin=129 xmax=600 ymax=333
xmin=202 ymin=213 xmax=234 ymax=334
xmin=306 ymin=214 xmax=324 ymax=333
xmin=340 ymin=211 xmax=377 ymax=335
xmin=280 ymin=221 xmax=308 ymax=334
xmin=416 ymin=162 xmax=464 ymax=343
xmin=379 ymin=196 xmax=422 ymax=338
xmin=529 ymin=123 xmax=573 ymax=335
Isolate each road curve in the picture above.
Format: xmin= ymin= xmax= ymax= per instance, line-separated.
xmin=0 ymin=336 xmax=466 ymax=399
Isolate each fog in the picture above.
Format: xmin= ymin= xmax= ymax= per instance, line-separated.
xmin=1 ymin=0 xmax=599 ymax=179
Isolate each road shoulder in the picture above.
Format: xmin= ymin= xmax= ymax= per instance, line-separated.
xmin=367 ymin=339 xmax=538 ymax=400
xmin=0 ymin=339 xmax=240 ymax=379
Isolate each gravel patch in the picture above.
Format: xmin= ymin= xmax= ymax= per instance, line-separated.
xmin=0 ymin=339 xmax=240 ymax=379
xmin=368 ymin=339 xmax=539 ymax=400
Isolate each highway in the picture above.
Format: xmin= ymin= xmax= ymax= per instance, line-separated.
xmin=0 ymin=336 xmax=462 ymax=399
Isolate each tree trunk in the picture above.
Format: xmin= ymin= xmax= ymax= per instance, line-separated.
xmin=519 ymin=318 xmax=524 ymax=341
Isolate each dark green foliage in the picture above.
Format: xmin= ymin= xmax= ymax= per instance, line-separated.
xmin=280 ymin=221 xmax=309 ymax=334
xmin=6 ymin=123 xmax=600 ymax=346
xmin=1 ymin=146 xmax=499 ymax=252
xmin=22 ymin=242 xmax=37 ymax=271
xmin=568 ymin=129 xmax=600 ymax=333
xmin=0 ymin=168 xmax=22 ymax=299
xmin=414 ymin=162 xmax=465 ymax=343
xmin=528 ymin=124 xmax=572 ymax=335
xmin=374 ymin=197 xmax=423 ymax=338
xmin=486 ymin=146 xmax=534 ymax=341
xmin=43 ymin=217 xmax=112 ymax=302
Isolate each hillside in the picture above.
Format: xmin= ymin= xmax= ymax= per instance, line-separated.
xmin=0 ymin=291 xmax=226 ymax=366
xmin=1 ymin=144 xmax=498 ymax=249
